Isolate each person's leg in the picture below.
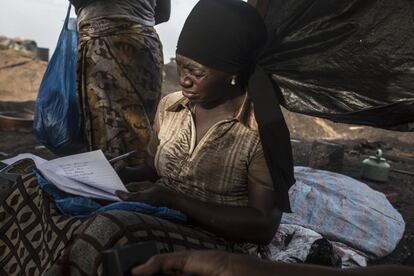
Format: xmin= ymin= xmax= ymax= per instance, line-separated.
xmin=47 ymin=210 xmax=246 ymax=276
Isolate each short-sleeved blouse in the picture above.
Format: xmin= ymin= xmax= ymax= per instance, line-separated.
xmin=149 ymin=92 xmax=273 ymax=207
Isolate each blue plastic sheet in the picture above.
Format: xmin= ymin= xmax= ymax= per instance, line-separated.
xmin=282 ymin=167 xmax=404 ymax=258
xmin=33 ymin=5 xmax=82 ymax=154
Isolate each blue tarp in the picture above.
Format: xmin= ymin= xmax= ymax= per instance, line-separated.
xmin=35 ymin=171 xmax=186 ymax=223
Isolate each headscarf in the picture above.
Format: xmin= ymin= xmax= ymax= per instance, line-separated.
xmin=177 ymin=0 xmax=295 ymax=212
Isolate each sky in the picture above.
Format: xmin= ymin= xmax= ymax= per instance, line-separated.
xmin=0 ymin=0 xmax=200 ymax=61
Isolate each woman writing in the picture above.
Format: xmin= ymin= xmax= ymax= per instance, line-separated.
xmin=116 ymin=0 xmax=296 ymax=247
xmin=0 ymin=0 xmax=294 ymax=275
xmin=48 ymin=0 xmax=294 ymax=273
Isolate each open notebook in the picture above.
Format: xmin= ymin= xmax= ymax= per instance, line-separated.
xmin=1 ymin=150 xmax=127 ymax=201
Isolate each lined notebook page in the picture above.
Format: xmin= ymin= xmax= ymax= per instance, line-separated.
xmin=38 ymin=150 xmax=127 ymax=200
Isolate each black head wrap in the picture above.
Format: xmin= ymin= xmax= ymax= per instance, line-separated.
xmin=177 ymin=0 xmax=295 ymax=212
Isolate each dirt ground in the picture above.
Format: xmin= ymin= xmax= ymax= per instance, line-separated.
xmin=0 ymin=47 xmax=413 ymax=265
xmin=0 ymin=49 xmax=46 ymax=102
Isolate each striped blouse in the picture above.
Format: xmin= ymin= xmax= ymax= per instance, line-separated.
xmin=149 ymin=91 xmax=273 ymax=207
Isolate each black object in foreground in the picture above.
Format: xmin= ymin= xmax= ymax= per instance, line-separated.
xmin=102 ymin=242 xmax=159 ymax=276
xmin=102 ymin=242 xmax=174 ymax=276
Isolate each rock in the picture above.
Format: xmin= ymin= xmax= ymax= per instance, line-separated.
xmin=21 ymin=40 xmax=38 ymax=52
xmin=0 ymin=37 xmax=11 ymax=50
xmin=309 ymin=140 xmax=345 ymax=173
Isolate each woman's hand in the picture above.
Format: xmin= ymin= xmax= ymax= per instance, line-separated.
xmin=116 ymin=182 xmax=173 ymax=207
xmin=131 ymin=250 xmax=236 ymax=276
xmin=131 ymin=250 xmax=414 ymax=276
xmin=118 ymin=164 xmax=159 ymax=183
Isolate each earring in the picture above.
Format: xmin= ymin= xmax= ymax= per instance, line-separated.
xmin=231 ymin=76 xmax=237 ymax=86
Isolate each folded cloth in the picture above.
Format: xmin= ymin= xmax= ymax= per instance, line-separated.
xmin=269 ymin=224 xmax=368 ymax=268
xmin=282 ymin=167 xmax=405 ymax=258
xmin=35 ymin=171 xmax=186 ymax=222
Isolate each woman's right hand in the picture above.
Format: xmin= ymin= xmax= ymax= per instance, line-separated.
xmin=116 ymin=182 xmax=174 ymax=208
xmin=118 ymin=164 xmax=158 ymax=183
xmin=118 ymin=166 xmax=141 ymax=183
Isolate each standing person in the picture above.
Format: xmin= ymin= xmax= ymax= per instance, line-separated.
xmin=69 ymin=0 xmax=171 ymax=165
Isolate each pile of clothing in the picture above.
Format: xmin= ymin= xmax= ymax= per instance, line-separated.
xmin=269 ymin=167 xmax=405 ymax=268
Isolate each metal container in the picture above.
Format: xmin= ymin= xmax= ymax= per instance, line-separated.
xmin=0 ymin=111 xmax=33 ymax=131
xmin=361 ymin=149 xmax=390 ymax=182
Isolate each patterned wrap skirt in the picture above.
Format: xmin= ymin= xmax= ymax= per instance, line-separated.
xmin=0 ymin=175 xmax=255 ymax=276
xmin=77 ymin=17 xmax=163 ymax=165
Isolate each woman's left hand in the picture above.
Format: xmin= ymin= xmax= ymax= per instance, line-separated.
xmin=116 ymin=182 xmax=173 ymax=207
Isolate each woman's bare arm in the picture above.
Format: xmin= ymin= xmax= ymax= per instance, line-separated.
xmin=171 ymin=181 xmax=282 ymax=244
xmin=118 ymin=180 xmax=281 ymax=244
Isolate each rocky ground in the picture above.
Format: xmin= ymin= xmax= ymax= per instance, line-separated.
xmin=0 ymin=45 xmax=413 ymax=265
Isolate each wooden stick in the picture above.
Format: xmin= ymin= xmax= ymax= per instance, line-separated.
xmin=390 ymin=168 xmax=414 ymax=177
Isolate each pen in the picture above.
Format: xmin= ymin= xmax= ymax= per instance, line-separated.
xmin=108 ymin=150 xmax=137 ymax=164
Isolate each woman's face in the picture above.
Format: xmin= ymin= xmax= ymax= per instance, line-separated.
xmin=176 ymin=54 xmax=233 ymax=105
